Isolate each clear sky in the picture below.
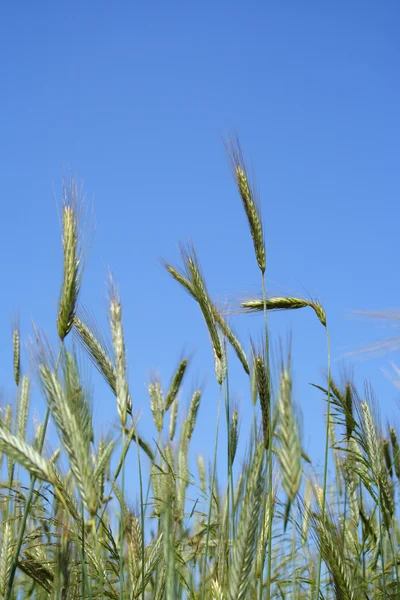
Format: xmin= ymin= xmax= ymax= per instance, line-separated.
xmin=1 ymin=2 xmax=400 ymax=485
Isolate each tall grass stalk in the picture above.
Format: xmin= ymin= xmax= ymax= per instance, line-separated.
xmin=315 ymin=327 xmax=331 ymax=600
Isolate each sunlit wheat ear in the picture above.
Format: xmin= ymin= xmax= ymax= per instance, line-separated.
xmin=0 ymin=427 xmax=54 ymax=484
xmin=224 ymin=134 xmax=266 ymax=274
xmin=74 ymin=313 xmax=115 ymax=385
xmin=63 ymin=350 xmax=94 ymax=446
xmin=57 ymin=180 xmax=85 ymax=340
xmin=276 ymin=365 xmax=302 ymax=506
xmin=214 ymin=335 xmax=227 ymax=385
xmin=164 ymin=251 xmax=249 ymax=375
xmin=133 ymin=533 xmax=164 ymax=597
xmin=359 ymin=400 xmax=394 ymax=526
xmin=74 ymin=310 xmax=133 ymax=416
xmin=162 ymin=261 xmax=195 ymax=296
xmin=211 ymin=578 xmax=224 ymax=600
xmin=149 ymin=378 xmax=164 ymax=432
xmin=164 ymin=245 xmax=223 ymax=360
xmin=39 ymin=362 xmax=99 ymax=516
xmin=184 ymin=245 xmax=223 ymax=359
xmin=12 ymin=314 xmax=20 ymax=386
xmin=109 ymin=280 xmax=129 ymax=427
xmin=17 ymin=376 xmax=30 ymax=442
xmin=241 ymin=296 xmax=326 ymax=327
xmin=0 ymin=520 xmax=13 ymax=597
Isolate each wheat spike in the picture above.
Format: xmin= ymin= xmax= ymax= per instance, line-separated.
xmin=165 ymin=246 xmax=223 ymax=360
xmin=253 ymin=352 xmax=270 ymax=450
xmin=169 ymin=397 xmax=179 ymax=441
xmin=57 ymin=182 xmax=83 ymax=340
xmin=230 ymin=408 xmax=239 ymax=466
xmin=0 ymin=427 xmax=54 ymax=483
xmin=214 ymin=336 xmax=227 ymax=385
xmin=16 ymin=376 xmax=30 ymax=442
xmin=39 ymin=361 xmax=99 ymax=515
xmin=242 ymin=296 xmax=327 ymax=327
xmin=276 ymin=366 xmax=302 ymax=503
xmin=0 ymin=521 xmax=13 ymax=597
xmin=165 ymin=359 xmax=188 ymax=410
xmin=149 ymin=379 xmax=164 ymax=432
xmin=186 ymin=390 xmax=201 ymax=439
xmin=12 ymin=317 xmax=20 ymax=386
xmin=224 ymin=135 xmax=266 ymax=274
xmin=109 ymin=284 xmax=129 ymax=427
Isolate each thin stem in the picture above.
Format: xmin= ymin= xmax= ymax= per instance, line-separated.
xmin=119 ymin=426 xmax=126 ymax=600
xmin=262 ymin=274 xmax=274 ymax=600
xmin=315 ymin=327 xmax=331 ymax=600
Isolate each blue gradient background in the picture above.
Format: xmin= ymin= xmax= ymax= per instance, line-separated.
xmin=1 ymin=2 xmax=399 ymax=490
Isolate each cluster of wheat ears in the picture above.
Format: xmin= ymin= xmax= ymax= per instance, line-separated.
xmin=0 ymin=137 xmax=399 ymax=600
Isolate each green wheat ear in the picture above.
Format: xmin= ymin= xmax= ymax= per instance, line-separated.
xmin=12 ymin=314 xmax=20 ymax=386
xmin=241 ymin=296 xmax=326 ymax=327
xmin=57 ymin=180 xmax=85 ymax=341
xmin=224 ymin=134 xmax=266 ymax=274
xmin=109 ymin=280 xmax=129 ymax=427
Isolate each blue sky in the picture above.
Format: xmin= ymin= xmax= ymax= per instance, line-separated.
xmin=1 ymin=2 xmax=400 ymax=489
